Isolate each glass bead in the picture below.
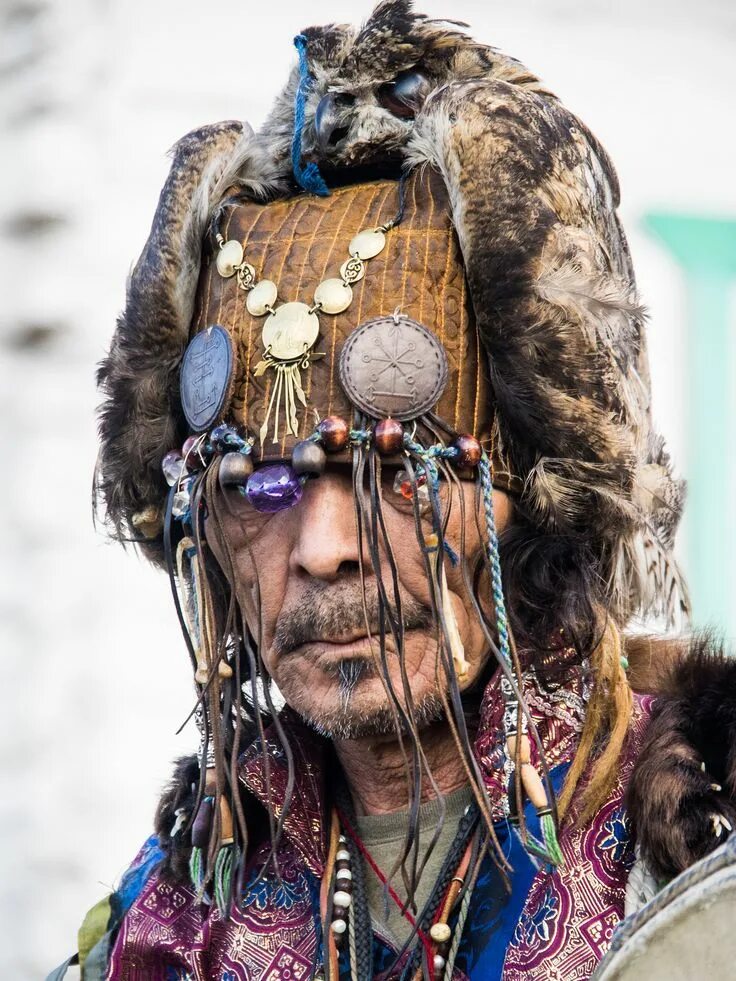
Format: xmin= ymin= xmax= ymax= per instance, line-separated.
xmin=210 ymin=424 xmax=234 ymax=449
xmin=245 ymin=464 xmax=303 ymax=513
xmin=172 ymin=481 xmax=192 ymax=519
xmin=393 ymin=469 xmax=428 ymax=503
xmin=162 ymin=450 xmax=185 ymax=487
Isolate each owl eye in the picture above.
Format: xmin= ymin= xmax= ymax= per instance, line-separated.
xmin=378 ymin=70 xmax=431 ymax=119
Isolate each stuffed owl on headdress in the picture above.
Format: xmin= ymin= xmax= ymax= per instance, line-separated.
xmin=96 ymin=0 xmax=686 ymax=627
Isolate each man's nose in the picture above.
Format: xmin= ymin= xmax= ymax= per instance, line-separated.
xmin=289 ymin=472 xmax=362 ymax=581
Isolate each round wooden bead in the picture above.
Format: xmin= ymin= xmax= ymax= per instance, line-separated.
xmin=292 ymin=440 xmax=327 ymax=476
xmin=246 ymin=279 xmax=277 ymax=316
xmin=318 ymin=416 xmax=349 ymax=453
xmin=218 ymin=452 xmax=254 ymax=490
xmin=375 ymin=418 xmax=404 ymax=455
xmin=332 ymin=906 xmax=347 ymax=920
xmin=430 ymin=923 xmax=452 ymax=944
xmin=452 ymin=433 xmax=482 ymax=468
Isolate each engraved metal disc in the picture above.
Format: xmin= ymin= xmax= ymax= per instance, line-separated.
xmin=339 ymin=316 xmax=448 ymax=421
xmin=314 ymin=278 xmax=353 ymax=315
xmin=262 ymin=302 xmax=319 ymax=361
xmin=340 ymin=256 xmax=365 ymax=284
xmin=216 ymin=239 xmax=244 ymax=278
xmin=246 ymin=279 xmax=278 ymax=316
xmin=180 ymin=324 xmax=234 ymax=432
xmin=348 ymin=228 xmax=386 ymax=260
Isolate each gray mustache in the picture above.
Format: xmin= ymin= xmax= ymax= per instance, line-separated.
xmin=271 ymin=576 xmax=432 ymax=656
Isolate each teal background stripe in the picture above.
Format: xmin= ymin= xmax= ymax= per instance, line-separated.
xmin=644 ymin=214 xmax=736 ymax=638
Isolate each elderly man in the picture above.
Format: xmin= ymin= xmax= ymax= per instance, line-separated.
xmin=58 ymin=3 xmax=736 ymax=980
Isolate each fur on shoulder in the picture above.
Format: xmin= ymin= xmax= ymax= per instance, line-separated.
xmin=626 ymin=632 xmax=736 ymax=881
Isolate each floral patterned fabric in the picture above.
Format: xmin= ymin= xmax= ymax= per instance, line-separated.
xmin=105 ymin=673 xmax=654 ymax=980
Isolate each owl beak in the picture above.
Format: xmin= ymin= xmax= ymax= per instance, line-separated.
xmin=314 ymin=92 xmax=350 ymax=151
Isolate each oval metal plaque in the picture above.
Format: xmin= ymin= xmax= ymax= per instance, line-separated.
xmin=339 ymin=316 xmax=448 ymax=421
xmin=180 ymin=324 xmax=233 ymax=432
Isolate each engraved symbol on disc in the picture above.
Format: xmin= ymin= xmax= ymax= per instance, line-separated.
xmin=180 ymin=324 xmax=234 ymax=432
xmin=262 ymin=302 xmax=320 ymax=361
xmin=339 ymin=316 xmax=449 ymax=421
xmin=340 ymin=256 xmax=365 ymax=284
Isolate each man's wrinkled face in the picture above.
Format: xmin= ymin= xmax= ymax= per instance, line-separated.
xmin=208 ymin=464 xmax=512 ymax=739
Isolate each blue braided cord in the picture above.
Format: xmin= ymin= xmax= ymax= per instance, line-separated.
xmin=443 ymin=541 xmax=459 ymax=566
xmin=349 ymin=428 xmax=372 ymax=443
xmin=401 ymin=434 xmax=444 ymax=490
xmin=478 ymin=452 xmax=511 ymax=666
xmin=292 ymin=36 xmax=329 ymax=197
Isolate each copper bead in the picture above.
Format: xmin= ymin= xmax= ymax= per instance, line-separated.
xmin=452 ymin=434 xmax=482 ymax=468
xmin=318 ymin=416 xmax=349 ymax=452
xmin=218 ymin=451 xmax=254 ymax=491
xmin=375 ymin=418 xmax=404 ymax=455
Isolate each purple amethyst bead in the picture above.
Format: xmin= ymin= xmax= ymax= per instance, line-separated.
xmin=245 ymin=464 xmax=303 ymax=513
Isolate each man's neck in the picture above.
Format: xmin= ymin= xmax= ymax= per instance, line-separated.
xmin=333 ymin=720 xmax=471 ymax=816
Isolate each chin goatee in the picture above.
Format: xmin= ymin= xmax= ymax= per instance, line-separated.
xmin=338 ymin=658 xmax=370 ymax=709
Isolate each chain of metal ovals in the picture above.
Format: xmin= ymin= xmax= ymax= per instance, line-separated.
xmin=214 ymin=223 xmax=392 ymax=318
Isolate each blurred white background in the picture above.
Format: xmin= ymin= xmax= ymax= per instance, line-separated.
xmin=2 ymin=0 xmax=735 ymax=976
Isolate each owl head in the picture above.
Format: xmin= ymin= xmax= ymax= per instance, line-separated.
xmin=260 ymin=0 xmax=539 ymax=174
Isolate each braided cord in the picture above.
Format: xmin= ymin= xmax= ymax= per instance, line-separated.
xmin=292 ymin=36 xmax=329 ymax=196
xmin=478 ymin=452 xmax=510 ymax=666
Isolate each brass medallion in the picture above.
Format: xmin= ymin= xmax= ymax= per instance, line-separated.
xmin=253 ymin=303 xmax=323 ymax=445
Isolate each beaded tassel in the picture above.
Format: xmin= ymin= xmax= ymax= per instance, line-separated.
xmin=478 ymin=452 xmax=564 ymax=867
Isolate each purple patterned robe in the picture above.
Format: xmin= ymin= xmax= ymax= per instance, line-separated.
xmin=106 ymin=669 xmax=652 ymax=980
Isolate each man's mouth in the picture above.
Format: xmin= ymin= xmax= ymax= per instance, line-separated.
xmin=293 ymin=626 xmax=426 ymax=664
